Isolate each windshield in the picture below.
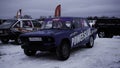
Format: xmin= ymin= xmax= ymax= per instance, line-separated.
xmin=41 ymin=21 xmax=72 ymax=29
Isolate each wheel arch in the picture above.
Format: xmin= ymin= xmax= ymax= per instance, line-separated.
xmin=60 ymin=38 xmax=71 ymax=48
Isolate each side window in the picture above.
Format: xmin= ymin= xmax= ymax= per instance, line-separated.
xmin=65 ymin=21 xmax=72 ymax=28
xmin=13 ymin=21 xmax=20 ymax=28
xmin=22 ymin=20 xmax=32 ymax=28
xmin=32 ymin=20 xmax=41 ymax=27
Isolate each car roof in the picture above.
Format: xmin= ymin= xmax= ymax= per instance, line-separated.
xmin=1 ymin=18 xmax=35 ymax=21
xmin=17 ymin=19 xmax=35 ymax=21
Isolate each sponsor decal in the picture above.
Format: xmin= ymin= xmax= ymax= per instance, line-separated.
xmin=70 ymin=32 xmax=78 ymax=37
xmin=71 ymin=29 xmax=90 ymax=46
xmin=54 ymin=4 xmax=61 ymax=17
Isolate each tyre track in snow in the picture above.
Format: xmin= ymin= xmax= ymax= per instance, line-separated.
xmin=0 ymin=37 xmax=120 ymax=68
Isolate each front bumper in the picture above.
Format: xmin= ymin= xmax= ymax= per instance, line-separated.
xmin=21 ymin=42 xmax=56 ymax=51
xmin=0 ymin=34 xmax=10 ymax=39
xmin=0 ymin=34 xmax=17 ymax=40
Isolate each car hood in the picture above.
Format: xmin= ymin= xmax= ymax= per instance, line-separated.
xmin=0 ymin=24 xmax=11 ymax=29
xmin=21 ymin=29 xmax=66 ymax=37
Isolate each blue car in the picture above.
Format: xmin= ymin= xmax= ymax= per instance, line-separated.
xmin=20 ymin=17 xmax=97 ymax=60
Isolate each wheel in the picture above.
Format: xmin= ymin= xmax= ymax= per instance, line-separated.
xmin=86 ymin=37 xmax=94 ymax=48
xmin=98 ymin=31 xmax=105 ymax=38
xmin=56 ymin=41 xmax=71 ymax=60
xmin=1 ymin=39 xmax=9 ymax=44
xmin=24 ymin=49 xmax=36 ymax=56
xmin=15 ymin=38 xmax=22 ymax=45
xmin=49 ymin=48 xmax=56 ymax=53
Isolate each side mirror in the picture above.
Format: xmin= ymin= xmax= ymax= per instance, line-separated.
xmin=71 ymin=24 xmax=75 ymax=29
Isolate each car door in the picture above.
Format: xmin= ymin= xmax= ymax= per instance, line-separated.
xmin=81 ymin=19 xmax=91 ymax=44
xmin=71 ymin=18 xmax=83 ymax=47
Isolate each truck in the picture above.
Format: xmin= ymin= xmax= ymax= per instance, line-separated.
xmin=20 ymin=17 xmax=97 ymax=60
xmin=94 ymin=18 xmax=120 ymax=38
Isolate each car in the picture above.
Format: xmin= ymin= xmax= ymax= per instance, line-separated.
xmin=94 ymin=18 xmax=120 ymax=38
xmin=20 ymin=17 xmax=97 ymax=60
xmin=0 ymin=19 xmax=41 ymax=44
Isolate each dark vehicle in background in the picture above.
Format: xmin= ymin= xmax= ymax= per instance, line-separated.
xmin=94 ymin=18 xmax=120 ymax=38
xmin=0 ymin=19 xmax=41 ymax=44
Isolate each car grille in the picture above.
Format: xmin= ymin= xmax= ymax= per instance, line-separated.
xmin=0 ymin=30 xmax=3 ymax=34
xmin=0 ymin=29 xmax=9 ymax=35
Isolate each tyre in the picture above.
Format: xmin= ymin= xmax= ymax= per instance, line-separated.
xmin=56 ymin=41 xmax=71 ymax=60
xmin=24 ymin=49 xmax=36 ymax=56
xmin=1 ymin=39 xmax=9 ymax=44
xmin=98 ymin=31 xmax=106 ymax=38
xmin=86 ymin=37 xmax=94 ymax=48
xmin=15 ymin=38 xmax=22 ymax=45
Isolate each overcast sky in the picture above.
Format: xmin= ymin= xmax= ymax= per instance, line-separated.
xmin=0 ymin=0 xmax=120 ymax=18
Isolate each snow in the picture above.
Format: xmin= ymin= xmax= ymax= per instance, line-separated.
xmin=0 ymin=36 xmax=120 ymax=68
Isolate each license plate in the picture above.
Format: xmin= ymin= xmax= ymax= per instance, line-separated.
xmin=0 ymin=30 xmax=3 ymax=33
xmin=29 ymin=37 xmax=42 ymax=41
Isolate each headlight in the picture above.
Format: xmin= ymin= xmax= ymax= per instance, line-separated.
xmin=43 ymin=37 xmax=54 ymax=42
xmin=4 ymin=30 xmax=9 ymax=34
xmin=47 ymin=38 xmax=53 ymax=42
xmin=29 ymin=37 xmax=42 ymax=41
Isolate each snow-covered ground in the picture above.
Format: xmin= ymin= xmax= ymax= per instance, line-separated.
xmin=0 ymin=37 xmax=120 ymax=68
